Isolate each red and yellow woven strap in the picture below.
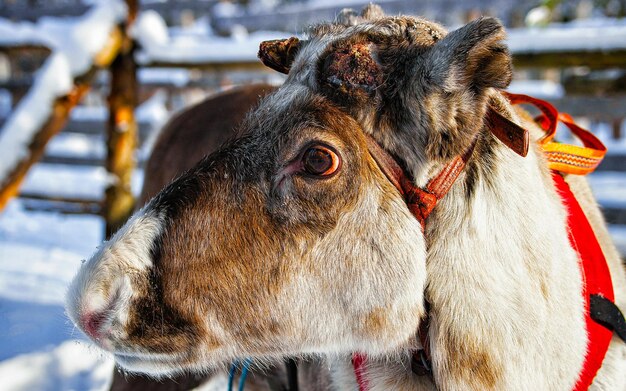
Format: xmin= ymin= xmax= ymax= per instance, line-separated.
xmin=503 ymin=92 xmax=607 ymax=175
xmin=541 ymin=112 xmax=607 ymax=175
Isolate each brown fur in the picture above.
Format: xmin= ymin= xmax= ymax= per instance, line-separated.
xmin=138 ymin=96 xmax=391 ymax=355
xmin=140 ymin=84 xmax=274 ymax=203
xmin=439 ymin=329 xmax=500 ymax=388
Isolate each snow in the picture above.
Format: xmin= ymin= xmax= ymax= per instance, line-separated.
xmin=0 ymin=199 xmax=113 ymax=391
xmin=20 ymin=163 xmax=144 ymax=200
xmin=587 ymin=172 xmax=626 ymax=209
xmin=135 ymin=90 xmax=170 ymax=159
xmin=70 ymin=105 xmax=108 ymax=122
xmin=0 ymin=2 xmax=127 ymax=73
xmin=130 ymin=10 xmax=169 ymax=52
xmin=507 ymin=80 xmax=565 ymax=99
xmin=0 ymin=54 xmax=73 ymax=185
xmin=135 ymin=29 xmax=292 ymax=65
xmin=277 ymin=0 xmax=392 ymax=14
xmin=45 ymin=133 xmax=105 ymax=162
xmin=593 ymin=122 xmax=626 ymax=155
xmin=508 ymin=18 xmax=626 ymax=53
xmin=525 ymin=5 xmax=552 ymax=27
xmin=0 ymin=341 xmax=114 ymax=391
xmin=212 ymin=1 xmax=244 ymax=19
xmin=609 ymin=225 xmax=626 ymax=256
xmin=0 ymin=19 xmax=48 ymax=48
xmin=135 ymin=89 xmax=169 ymax=126
xmin=137 ymin=31 xmax=291 ymax=64
xmin=69 ymin=92 xmax=169 ymax=125
xmin=138 ymin=67 xmax=192 ymax=87
xmin=0 ymin=88 xmax=12 ymax=118
xmin=131 ymin=8 xmax=291 ymax=65
xmin=0 ymin=1 xmax=127 ymax=188
xmin=21 ymin=164 xmax=110 ymax=199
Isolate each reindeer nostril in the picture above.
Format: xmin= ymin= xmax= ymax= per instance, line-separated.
xmin=81 ymin=310 xmax=110 ymax=340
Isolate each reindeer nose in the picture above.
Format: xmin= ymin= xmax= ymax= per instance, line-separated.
xmin=74 ymin=286 xmax=123 ymax=345
xmin=68 ymin=269 xmax=130 ymax=347
xmin=80 ymin=310 xmax=112 ymax=340
xmin=67 ymin=210 xmax=164 ymax=346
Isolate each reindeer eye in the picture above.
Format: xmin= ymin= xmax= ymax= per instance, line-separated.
xmin=302 ymin=145 xmax=340 ymax=177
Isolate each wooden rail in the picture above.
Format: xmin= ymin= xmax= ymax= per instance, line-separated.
xmin=19 ymin=192 xmax=101 ymax=215
xmin=0 ymin=26 xmax=123 ymax=211
xmin=513 ymin=50 xmax=626 ymax=69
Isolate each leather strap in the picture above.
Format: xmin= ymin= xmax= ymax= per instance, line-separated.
xmin=364 ymin=134 xmax=477 ymax=229
xmin=590 ymin=294 xmax=626 ymax=344
xmin=486 ymin=107 xmax=529 ymax=157
xmin=356 ymin=133 xmax=479 ymax=387
xmin=503 ymin=91 xmax=559 ymax=143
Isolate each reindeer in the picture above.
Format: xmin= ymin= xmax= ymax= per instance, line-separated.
xmin=67 ymin=8 xmax=626 ymax=390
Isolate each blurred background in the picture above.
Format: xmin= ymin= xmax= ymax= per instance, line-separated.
xmin=0 ymin=0 xmax=624 ymax=389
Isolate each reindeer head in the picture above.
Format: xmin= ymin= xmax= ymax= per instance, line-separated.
xmin=66 ymin=11 xmax=512 ymax=376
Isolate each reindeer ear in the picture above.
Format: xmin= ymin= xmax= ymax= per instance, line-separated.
xmin=258 ymin=37 xmax=301 ymax=74
xmin=426 ymin=17 xmax=512 ymax=92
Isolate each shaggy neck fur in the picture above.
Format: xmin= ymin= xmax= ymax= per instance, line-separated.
xmin=330 ymin=102 xmax=587 ymax=390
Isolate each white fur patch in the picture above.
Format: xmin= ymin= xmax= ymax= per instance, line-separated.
xmin=65 ymin=207 xmax=165 ymax=339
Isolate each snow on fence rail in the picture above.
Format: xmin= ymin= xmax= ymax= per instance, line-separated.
xmin=136 ymin=19 xmax=626 ymax=69
xmin=6 ymin=9 xmax=626 ymax=70
xmin=508 ymin=20 xmax=626 ymax=69
xmin=0 ymin=0 xmax=128 ymax=211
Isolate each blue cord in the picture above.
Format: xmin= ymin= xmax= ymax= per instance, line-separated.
xmin=227 ymin=360 xmax=238 ymax=391
xmin=238 ymin=358 xmax=253 ymax=391
xmin=227 ymin=358 xmax=253 ymax=391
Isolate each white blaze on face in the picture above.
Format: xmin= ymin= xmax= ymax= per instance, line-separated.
xmin=66 ymin=206 xmax=166 ymax=345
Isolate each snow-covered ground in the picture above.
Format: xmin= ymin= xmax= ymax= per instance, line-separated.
xmin=0 ymin=199 xmax=113 ymax=391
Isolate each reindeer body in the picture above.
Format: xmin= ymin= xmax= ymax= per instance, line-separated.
xmin=68 ymin=9 xmax=626 ymax=390
xmin=329 ymin=102 xmax=626 ymax=390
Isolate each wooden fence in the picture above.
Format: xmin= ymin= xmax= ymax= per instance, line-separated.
xmin=1 ymin=0 xmax=626 ymax=236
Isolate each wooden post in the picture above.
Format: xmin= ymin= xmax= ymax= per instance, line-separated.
xmin=104 ymin=3 xmax=138 ymax=238
xmin=612 ymin=118 xmax=623 ymax=140
xmin=0 ymin=29 xmax=122 ymax=212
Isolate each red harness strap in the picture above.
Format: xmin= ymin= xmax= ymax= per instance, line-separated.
xmin=508 ymin=92 xmax=615 ymax=388
xmin=552 ymin=172 xmax=614 ymax=390
xmin=351 ymin=353 xmax=369 ymax=391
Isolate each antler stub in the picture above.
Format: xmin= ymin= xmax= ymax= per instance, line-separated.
xmin=258 ymin=37 xmax=301 ymax=74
